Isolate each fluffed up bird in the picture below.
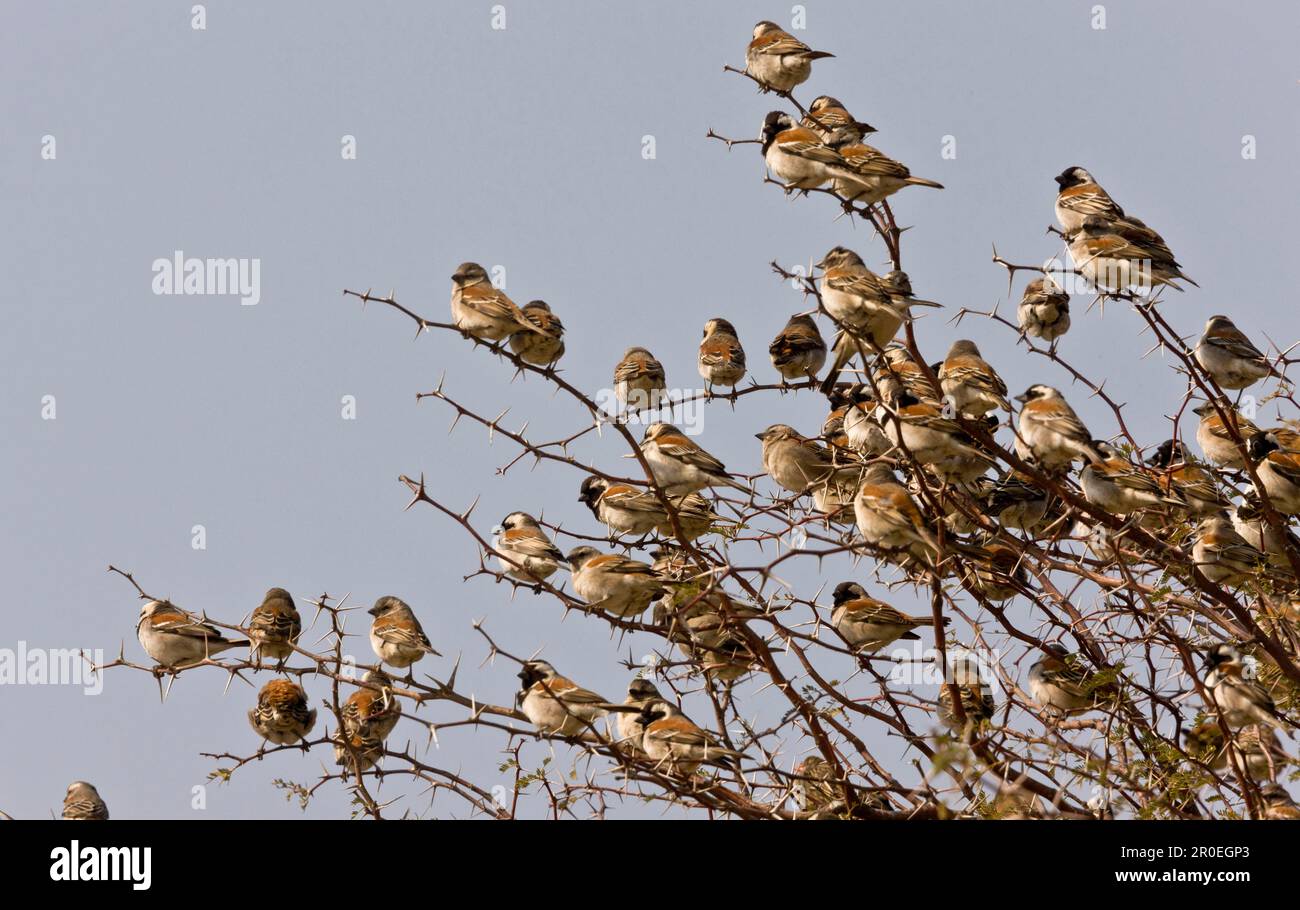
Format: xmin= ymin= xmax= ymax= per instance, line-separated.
xmin=492 ymin=511 xmax=566 ymax=581
xmin=248 ymin=587 xmax=301 ymax=663
xmin=939 ymin=339 xmax=1009 ymax=417
xmin=1193 ymin=401 xmax=1261 ymax=469
xmin=640 ymin=422 xmax=751 ymax=495
xmin=62 ymin=782 xmax=108 ymax=820
xmin=517 ymin=659 xmax=614 ymax=737
xmin=938 ymin=680 xmax=997 ymax=734
xmin=450 ymin=262 xmax=549 ymax=342
xmin=1017 ymin=276 xmax=1071 ymax=344
xmin=248 ymin=678 xmax=317 ymax=745
xmin=638 ymin=700 xmax=743 ymax=775
xmin=1191 ymin=515 xmax=1266 ymax=587
xmin=334 ymin=671 xmax=400 ymax=773
xmin=509 ymin=300 xmax=565 ymax=366
xmin=1204 ymin=643 xmax=1292 ymax=730
xmin=698 ymin=318 xmax=747 ymax=391
xmin=1014 ymin=384 xmax=1105 ymax=472
xmin=137 ymin=599 xmax=250 ymax=668
xmin=567 ymin=546 xmax=668 ymax=618
xmin=854 ymin=462 xmax=943 ymax=564
xmin=830 ymin=581 xmax=948 ymax=652
xmin=744 ymin=20 xmax=834 ymax=93
xmin=1195 ymin=315 xmax=1285 ymax=390
xmin=367 ymin=596 xmax=440 ymax=670
xmin=769 ymin=313 xmax=827 ymax=383
xmin=756 ymin=423 xmax=842 ymax=494
xmin=613 ymin=346 xmax=667 ymax=412
xmin=1028 ymin=643 xmax=1115 ymax=716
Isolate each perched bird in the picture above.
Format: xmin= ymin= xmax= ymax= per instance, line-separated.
xmin=1232 ymin=496 xmax=1300 ymax=567
xmin=1248 ymin=433 xmax=1300 ymax=514
xmin=613 ymin=346 xmax=667 ymax=412
xmin=831 ymin=136 xmax=944 ymax=206
xmin=983 ymin=471 xmax=1054 ymax=533
xmin=756 ymin=423 xmax=840 ymax=494
xmin=639 ymin=700 xmax=742 ymax=775
xmin=1017 ymin=276 xmax=1071 ymax=344
xmin=870 ymin=341 xmax=940 ymax=404
xmin=1028 ymin=643 xmax=1113 ymax=716
xmin=938 ymin=681 xmax=997 ymax=733
xmin=768 ymin=313 xmax=827 ymax=383
xmin=333 ymin=731 xmax=384 ymax=775
xmin=567 ymin=546 xmax=668 ymax=618
xmin=698 ymin=318 xmax=747 ymax=391
xmin=615 ymin=678 xmax=664 ymax=758
xmin=517 ymin=660 xmax=613 ymax=738
xmin=1260 ymin=784 xmax=1300 ymax=819
xmin=1080 ymin=442 xmax=1183 ymax=516
xmin=1204 ymin=644 xmax=1291 ymax=730
xmin=745 ymin=20 xmax=834 ymax=93
xmin=655 ymin=588 xmax=758 ymax=684
xmin=137 ymin=600 xmax=249 ymax=668
xmin=62 ymin=782 xmax=108 ymax=821
xmin=492 ymin=511 xmax=566 ymax=581
xmin=578 ymin=476 xmax=717 ymax=540
xmin=854 ymin=462 xmax=942 ymax=563
xmin=1014 ymin=384 xmax=1104 ymax=471
xmin=939 ymin=339 xmax=1009 ymax=417
xmin=1182 ymin=722 xmax=1289 ymax=781
xmin=1053 ymin=166 xmax=1125 ymax=234
xmin=1067 ymin=215 xmax=1194 ymax=293
xmin=801 ymin=95 xmax=875 ymax=145
xmin=760 ymin=111 xmax=867 ymax=192
xmin=842 ymin=388 xmax=891 ymax=456
xmin=1145 ymin=440 xmax=1229 ymax=517
xmin=830 ymin=581 xmax=948 ymax=652
xmin=341 ymin=670 xmax=401 ymax=748
xmin=450 ymin=262 xmax=548 ymax=342
xmin=367 ymin=596 xmax=440 ymax=670
xmin=880 ymin=393 xmax=996 ymax=483
xmin=640 ymin=422 xmax=750 ymax=495
xmin=248 ymin=587 xmax=301 ymax=663
xmin=1195 ymin=315 xmax=1283 ymax=390
xmin=1193 ymin=401 xmax=1261 ymax=469
xmin=1192 ymin=515 xmax=1265 ymax=586
xmin=509 ymin=300 xmax=565 ymax=366
xmin=247 ymin=678 xmax=317 ymax=745
xmin=963 ymin=540 xmax=1029 ymax=602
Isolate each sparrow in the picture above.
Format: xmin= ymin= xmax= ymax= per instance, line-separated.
xmin=1028 ymin=643 xmax=1113 ymax=715
xmin=698 ymin=318 xmax=747 ymax=390
xmin=984 ymin=471 xmax=1055 ymax=533
xmin=880 ymin=393 xmax=996 ymax=483
xmin=508 ymin=300 xmax=565 ymax=366
xmin=62 ymin=782 xmax=108 ymax=820
xmin=1248 ymin=433 xmax=1300 ymax=514
xmin=613 ymin=346 xmax=667 ymax=412
xmin=567 ymin=546 xmax=668 ymax=618
xmin=1145 ymin=440 xmax=1230 ymax=517
xmin=939 ymin=339 xmax=1009 ymax=417
xmin=450 ymin=262 xmax=548 ymax=342
xmin=248 ymin=587 xmax=301 ymax=663
xmin=830 ymin=581 xmax=947 ymax=652
xmin=963 ymin=540 xmax=1030 ymax=602
xmin=1204 ymin=643 xmax=1292 ymax=730
xmin=801 ymin=95 xmax=875 ymax=145
xmin=578 ymin=476 xmax=718 ymax=540
xmin=1259 ymin=784 xmax=1300 ymax=819
xmin=1017 ymin=276 xmax=1071 ymax=344
xmin=638 ymin=700 xmax=742 ymax=775
xmin=137 ymin=599 xmax=249 ymax=668
xmin=656 ymin=589 xmax=758 ymax=684
xmin=367 ymin=596 xmax=440 ymax=670
xmin=1052 ymin=166 xmax=1125 ymax=234
xmin=516 ymin=659 xmax=613 ymax=738
xmin=247 ymin=678 xmax=317 ymax=745
xmin=1183 ymin=722 xmax=1289 ymax=780
xmin=1194 ymin=315 xmax=1284 ymax=390
xmin=1193 ymin=401 xmax=1261 ymax=469
xmin=1232 ymin=495 xmax=1300 ymax=567
xmin=640 ymin=422 xmax=750 ymax=495
xmin=760 ymin=111 xmax=866 ymax=192
xmin=333 ymin=730 xmax=384 ymax=774
xmin=756 ymin=423 xmax=841 ymax=494
xmin=1067 ymin=215 xmax=1194 ymax=293
xmin=615 ymin=677 xmax=663 ymax=758
xmin=869 ymin=341 xmax=940 ymax=404
xmin=341 ymin=670 xmax=401 ymax=747
xmin=1192 ymin=515 xmax=1266 ymax=587
xmin=1080 ymin=442 xmax=1184 ymax=516
xmin=492 ymin=511 xmax=566 ymax=581
xmin=938 ymin=681 xmax=997 ymax=733
xmin=1014 ymin=384 xmax=1105 ymax=472
xmin=745 ymin=20 xmax=834 ymax=93
xmin=854 ymin=462 xmax=942 ymax=563
xmin=769 ymin=313 xmax=827 ymax=382
xmin=842 ymin=388 xmax=892 ymax=456
xmin=831 ymin=136 xmax=944 ymax=206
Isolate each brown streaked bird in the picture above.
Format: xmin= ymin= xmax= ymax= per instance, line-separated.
xmin=698 ymin=318 xmax=746 ymax=391
xmin=367 ymin=596 xmax=440 ymax=670
xmin=516 ymin=659 xmax=614 ymax=738
xmin=830 ymin=581 xmax=948 ymax=653
xmin=868 ymin=341 xmax=939 ymax=404
xmin=1249 ymin=432 xmax=1300 ymax=514
xmin=639 ymin=700 xmax=743 ymax=775
xmin=831 ymin=137 xmax=944 ymax=206
xmin=853 ymin=462 xmax=942 ymax=563
xmin=1067 ymin=214 xmax=1195 ymax=293
xmin=1192 ymin=401 xmax=1261 ymax=469
xmin=1017 ymin=276 xmax=1071 ymax=344
xmin=880 ymin=393 xmax=996 ymax=484
xmin=1204 ymin=643 xmax=1292 ymax=731
xmin=1232 ymin=495 xmax=1300 ymax=567
xmin=248 ymin=678 xmax=317 ymax=745
xmin=1014 ymin=384 xmax=1104 ymax=472
xmin=938 ymin=681 xmax=997 ymax=733
xmin=136 ymin=599 xmax=250 ymax=668
xmin=578 ymin=476 xmax=718 ymax=541
xmin=963 ymin=541 xmax=1029 ymax=602
xmin=1079 ymin=442 xmax=1184 ymax=516
xmin=1195 ymin=315 xmax=1285 ymax=390
xmin=492 ymin=511 xmax=566 ymax=581
xmin=1053 ymin=166 xmax=1125 ymax=234
xmin=248 ymin=586 xmax=301 ymax=663
xmin=760 ymin=111 xmax=867 ymax=193
xmin=613 ymin=346 xmax=667 ymax=412
xmin=450 ymin=262 xmax=548 ymax=342
xmin=756 ymin=423 xmax=841 ymax=494
xmin=341 ymin=670 xmax=401 ymax=748
xmin=640 ymin=422 xmax=750 ymax=495
xmin=1183 ymin=722 xmax=1289 ymax=781
xmin=801 ymin=95 xmax=876 ymax=145
xmin=769 ymin=313 xmax=827 ymax=383
xmin=744 ymin=20 xmax=834 ymax=93
xmin=615 ymin=677 xmax=664 ymax=758
xmin=1028 ymin=643 xmax=1116 ymax=716
xmin=62 ymin=782 xmax=109 ymax=821
xmin=509 ymin=300 xmax=565 ymax=366
xmin=1192 ymin=515 xmax=1266 ymax=587
xmin=567 ymin=546 xmax=668 ymax=618
xmin=939 ymin=339 xmax=1009 ymax=417
xmin=1145 ymin=440 xmax=1230 ymax=517
xmin=1259 ymin=784 xmax=1300 ymax=819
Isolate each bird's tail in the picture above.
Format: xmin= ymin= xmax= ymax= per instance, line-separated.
xmin=904 ymin=176 xmax=945 ymax=190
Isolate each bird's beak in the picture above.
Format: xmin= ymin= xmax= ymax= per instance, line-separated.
xmin=491 ymin=524 xmax=504 ymax=536
xmin=754 ymin=432 xmax=767 ymax=440
xmin=1054 ymin=175 xmax=1069 ymax=188
xmin=1013 ymin=393 xmax=1030 ymax=403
